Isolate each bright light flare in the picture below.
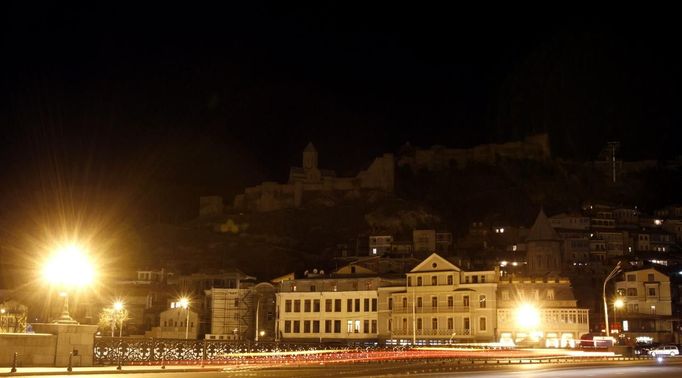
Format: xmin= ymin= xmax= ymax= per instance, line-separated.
xmin=42 ymin=244 xmax=96 ymax=287
xmin=614 ymin=298 xmax=624 ymax=308
xmin=113 ymin=301 xmax=124 ymax=311
xmin=515 ymin=303 xmax=540 ymax=329
xmin=178 ymin=297 xmax=190 ymax=309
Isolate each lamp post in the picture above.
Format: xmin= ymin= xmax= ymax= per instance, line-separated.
xmin=602 ymin=261 xmax=622 ymax=338
xmin=613 ymin=298 xmax=624 ymax=333
xmin=113 ymin=301 xmax=125 ymax=338
xmin=178 ymin=298 xmax=190 ymax=339
xmin=42 ymin=244 xmax=96 ymax=324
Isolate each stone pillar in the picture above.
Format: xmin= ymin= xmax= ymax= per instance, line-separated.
xmin=32 ymin=323 xmax=99 ymax=367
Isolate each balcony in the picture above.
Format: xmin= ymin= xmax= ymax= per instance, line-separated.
xmin=391 ymin=328 xmax=472 ymax=337
xmin=391 ymin=305 xmax=476 ymax=314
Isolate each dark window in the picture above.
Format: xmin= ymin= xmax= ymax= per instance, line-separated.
xmin=364 ymin=298 xmax=370 ymax=312
xmin=313 ymin=320 xmax=320 ymax=333
xmin=372 ymin=298 xmax=377 ymax=312
xmin=447 ymin=296 xmax=453 ymax=308
xmin=355 ymin=299 xmax=360 ymax=312
xmin=334 ymin=299 xmax=341 ymax=312
xmin=313 ymin=299 xmax=320 ymax=312
xmin=325 ymin=320 xmax=332 ymax=333
xmin=371 ymin=320 xmax=377 ymax=333
xmin=285 ymin=300 xmax=292 ymax=312
xmin=447 ymin=275 xmax=453 ymax=285
xmin=463 ymin=296 xmax=470 ymax=307
xmin=479 ymin=295 xmax=486 ymax=308
xmin=294 ymin=300 xmax=301 ymax=312
xmin=388 ymin=298 xmax=393 ymax=310
xmin=417 ymin=277 xmax=422 ymax=286
xmin=432 ymin=297 xmax=438 ymax=308
xmin=347 ymin=299 xmax=353 ymax=312
xmin=432 ymin=318 xmax=438 ymax=330
xmin=293 ymin=321 xmax=300 ymax=333
xmin=284 ymin=321 xmax=291 ymax=333
xmin=304 ymin=320 xmax=311 ymax=333
xmin=363 ymin=320 xmax=369 ymax=333
xmin=402 ymin=297 xmax=407 ymax=308
xmin=417 ymin=297 xmax=422 ymax=307
xmin=304 ymin=300 xmax=311 ymax=312
xmin=310 ymin=285 xmax=316 ymax=292
xmin=334 ymin=320 xmax=341 ymax=333
xmin=431 ymin=276 xmax=437 ymax=285
xmin=325 ymin=299 xmax=332 ymax=312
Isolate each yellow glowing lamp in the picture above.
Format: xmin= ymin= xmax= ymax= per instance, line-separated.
xmin=614 ymin=299 xmax=624 ymax=308
xmin=113 ymin=301 xmax=124 ymax=312
xmin=515 ymin=303 xmax=540 ymax=329
xmin=178 ymin=297 xmax=190 ymax=309
xmin=42 ymin=244 xmax=96 ymax=287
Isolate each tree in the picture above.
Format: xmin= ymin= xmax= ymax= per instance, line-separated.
xmin=98 ymin=307 xmax=130 ymax=337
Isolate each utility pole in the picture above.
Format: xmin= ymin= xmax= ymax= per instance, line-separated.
xmin=606 ymin=141 xmax=620 ymax=184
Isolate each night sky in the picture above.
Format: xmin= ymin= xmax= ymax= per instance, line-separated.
xmin=1 ymin=3 xmax=681 ymax=222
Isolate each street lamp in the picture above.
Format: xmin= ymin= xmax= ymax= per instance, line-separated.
xmin=42 ymin=244 xmax=96 ymax=324
xmin=178 ymin=297 xmax=190 ymax=339
xmin=515 ymin=303 xmax=540 ymax=329
xmin=602 ymin=261 xmax=622 ymax=338
xmin=113 ymin=301 xmax=125 ymax=338
xmin=613 ymin=298 xmax=624 ymax=333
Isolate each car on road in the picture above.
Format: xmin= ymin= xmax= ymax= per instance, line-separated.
xmin=648 ymin=345 xmax=679 ymax=357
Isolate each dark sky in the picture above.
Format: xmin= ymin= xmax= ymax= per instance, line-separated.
xmin=1 ymin=3 xmax=681 ymax=221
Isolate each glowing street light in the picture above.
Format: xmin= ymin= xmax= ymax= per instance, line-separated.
xmin=613 ymin=298 xmax=624 ymax=333
xmin=178 ymin=297 xmax=190 ymax=339
xmin=113 ymin=301 xmax=125 ymax=338
xmin=42 ymin=244 xmax=96 ymax=324
xmin=515 ymin=303 xmax=540 ymax=329
xmin=602 ymin=261 xmax=622 ymax=337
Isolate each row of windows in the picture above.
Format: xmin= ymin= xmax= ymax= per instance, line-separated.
xmin=497 ymin=309 xmax=588 ymax=324
xmin=162 ymin=320 xmax=194 ymax=328
xmin=500 ymin=289 xmax=554 ymax=301
xmin=283 ymin=319 xmax=378 ymax=334
xmin=389 ymin=317 xmax=487 ymax=332
xmin=284 ymin=298 xmax=377 ymax=313
xmin=407 ymin=275 xmax=488 ymax=286
xmin=617 ymin=287 xmax=658 ymax=297
xmin=391 ymin=295 xmax=487 ymax=309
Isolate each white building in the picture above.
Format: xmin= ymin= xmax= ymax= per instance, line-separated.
xmin=614 ymin=267 xmax=673 ymax=343
xmin=496 ymin=276 xmax=589 ymax=347
xmin=276 ymin=276 xmax=386 ymax=342
xmin=386 ymin=254 xmax=498 ymax=343
xmin=146 ymin=307 xmax=199 ymax=339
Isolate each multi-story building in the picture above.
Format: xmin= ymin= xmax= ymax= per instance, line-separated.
xmin=178 ymin=269 xmax=256 ymax=336
xmin=204 ymin=282 xmax=277 ymax=342
xmin=369 ymin=235 xmax=393 ymax=256
xmin=387 ymin=254 xmax=498 ymax=343
xmin=146 ymin=306 xmax=200 ymax=339
xmin=496 ymin=276 xmax=589 ymax=347
xmin=614 ymin=267 xmax=673 ymax=343
xmin=413 ymin=230 xmax=436 ymax=256
xmin=275 ymin=271 xmax=403 ymax=342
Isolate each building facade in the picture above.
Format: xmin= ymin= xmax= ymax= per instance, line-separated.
xmin=614 ymin=267 xmax=673 ymax=343
xmin=496 ymin=276 xmax=589 ymax=347
xmin=387 ymin=254 xmax=498 ymax=343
